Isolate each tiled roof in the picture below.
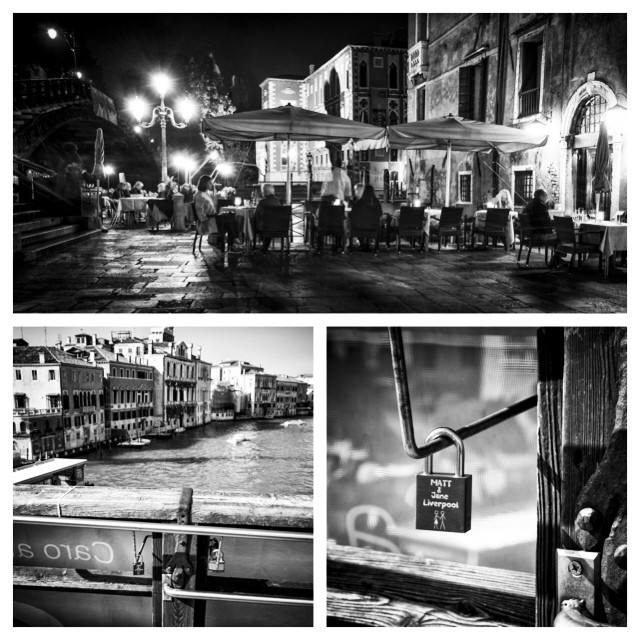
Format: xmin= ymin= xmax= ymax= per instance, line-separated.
xmin=13 ymin=346 xmax=96 ymax=367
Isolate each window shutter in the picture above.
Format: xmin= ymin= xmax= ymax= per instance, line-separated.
xmin=458 ymin=66 xmax=473 ymax=119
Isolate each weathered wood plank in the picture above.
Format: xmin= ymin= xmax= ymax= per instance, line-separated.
xmin=13 ymin=567 xmax=150 ymax=593
xmin=535 ymin=327 xmax=564 ymax=627
xmin=13 ymin=486 xmax=313 ymax=530
xmin=328 ymin=589 xmax=513 ymax=627
xmin=327 ymin=543 xmax=535 ymax=627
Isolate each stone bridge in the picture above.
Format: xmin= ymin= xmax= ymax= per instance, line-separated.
xmin=14 ymin=78 xmax=159 ymax=188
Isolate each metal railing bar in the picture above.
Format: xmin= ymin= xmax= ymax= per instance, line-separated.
xmin=389 ymin=327 xmax=538 ymax=459
xmin=13 ymin=515 xmax=312 ymax=543
xmin=163 ymin=585 xmax=312 ymax=606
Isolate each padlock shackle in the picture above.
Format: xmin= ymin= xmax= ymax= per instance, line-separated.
xmin=424 ymin=427 xmax=464 ymax=476
xmin=389 ymin=327 xmax=537 ymax=460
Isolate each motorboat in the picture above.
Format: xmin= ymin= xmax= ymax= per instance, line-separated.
xmin=227 ymin=433 xmax=257 ymax=445
xmin=281 ymin=419 xmax=307 ymax=427
xmin=117 ymin=437 xmax=151 ymax=448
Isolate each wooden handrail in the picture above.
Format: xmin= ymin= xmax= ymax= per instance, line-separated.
xmin=13 ymin=485 xmax=312 ymax=530
xmin=328 ymin=542 xmax=535 ymax=626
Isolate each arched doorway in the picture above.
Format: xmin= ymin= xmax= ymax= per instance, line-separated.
xmin=561 ymin=81 xmax=619 ymax=214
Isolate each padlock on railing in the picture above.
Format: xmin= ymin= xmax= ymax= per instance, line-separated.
xmin=416 ymin=427 xmax=472 ymax=533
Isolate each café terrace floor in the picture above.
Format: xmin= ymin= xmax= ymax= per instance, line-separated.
xmin=13 ymin=227 xmax=626 ymax=314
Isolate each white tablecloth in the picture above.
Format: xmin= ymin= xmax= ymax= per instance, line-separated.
xmin=113 ymin=197 xmax=149 ymax=227
xmin=580 ymin=221 xmax=627 ymax=275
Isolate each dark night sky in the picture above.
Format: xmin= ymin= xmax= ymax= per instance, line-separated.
xmin=13 ymin=13 xmax=408 ymax=109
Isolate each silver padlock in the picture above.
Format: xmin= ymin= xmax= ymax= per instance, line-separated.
xmin=416 ymin=427 xmax=472 ymax=533
xmin=208 ymin=538 xmax=225 ymax=572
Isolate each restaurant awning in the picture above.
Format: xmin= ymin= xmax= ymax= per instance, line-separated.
xmin=201 ymin=104 xmax=386 ymax=203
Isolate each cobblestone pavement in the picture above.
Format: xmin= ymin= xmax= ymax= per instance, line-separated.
xmin=13 ymin=228 xmax=626 ymax=313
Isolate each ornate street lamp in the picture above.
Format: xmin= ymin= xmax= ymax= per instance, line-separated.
xmin=47 ymin=28 xmax=80 ymax=78
xmin=128 ymin=73 xmax=195 ymax=183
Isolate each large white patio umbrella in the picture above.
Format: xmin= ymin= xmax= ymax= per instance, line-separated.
xmin=356 ymin=114 xmax=549 ymax=205
xmin=201 ymin=104 xmax=386 ymax=204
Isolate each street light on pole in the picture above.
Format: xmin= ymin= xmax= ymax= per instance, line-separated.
xmin=47 ymin=28 xmax=79 ymax=78
xmin=104 ymin=165 xmax=115 ymax=189
xmin=127 ymin=73 xmax=196 ymax=183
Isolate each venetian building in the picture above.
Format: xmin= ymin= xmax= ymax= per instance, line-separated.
xmin=406 ymin=13 xmax=626 ymax=215
xmin=259 ymin=35 xmax=407 ymax=193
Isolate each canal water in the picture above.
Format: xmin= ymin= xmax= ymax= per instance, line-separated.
xmin=74 ymin=418 xmax=313 ymax=496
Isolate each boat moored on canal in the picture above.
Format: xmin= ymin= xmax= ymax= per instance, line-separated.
xmin=12 ymin=458 xmax=87 ymax=486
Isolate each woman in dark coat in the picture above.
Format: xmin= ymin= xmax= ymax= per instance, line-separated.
xmin=349 ymin=183 xmax=382 ymax=251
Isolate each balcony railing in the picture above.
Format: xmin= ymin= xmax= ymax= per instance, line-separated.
xmin=519 ymin=87 xmax=540 ymax=118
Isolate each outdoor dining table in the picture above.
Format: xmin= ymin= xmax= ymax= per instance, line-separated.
xmin=219 ymin=206 xmax=256 ymax=244
xmin=578 ymin=220 xmax=627 ymax=276
xmin=146 ymin=198 xmax=174 ymax=230
xmin=112 ymin=196 xmax=149 ymax=228
xmin=473 ymin=209 xmax=517 ymax=248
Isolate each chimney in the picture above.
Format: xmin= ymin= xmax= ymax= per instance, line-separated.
xmin=89 ymin=351 xmax=95 ymax=363
xmin=309 ymin=64 xmax=315 ymax=74
xmin=93 ymin=333 xmax=98 ymax=345
xmin=197 ymin=346 xmax=202 ymax=359
xmin=187 ymin=343 xmax=193 ymax=359
xmin=66 ymin=336 xmax=72 ymax=344
xmin=55 ymin=341 xmax=62 ymax=349
xmin=38 ymin=351 xmax=45 ymax=364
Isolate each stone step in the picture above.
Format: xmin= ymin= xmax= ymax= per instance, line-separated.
xmin=20 ymin=224 xmax=80 ymax=247
xmin=13 ymin=208 xmax=46 ymax=224
xmin=20 ymin=228 xmax=103 ymax=262
xmin=14 ymin=217 xmax=63 ymax=235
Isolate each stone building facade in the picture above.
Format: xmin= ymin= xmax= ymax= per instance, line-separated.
xmin=259 ymin=40 xmax=408 ymax=192
xmin=406 ymin=13 xmax=627 ymax=215
xmin=13 ymin=346 xmax=105 ymax=457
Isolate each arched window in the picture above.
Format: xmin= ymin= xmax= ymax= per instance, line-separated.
xmin=62 ymin=393 xmax=69 ymax=410
xmin=389 ymin=111 xmax=399 ymax=126
xmin=359 ymin=61 xmax=368 ymax=87
xmin=73 ymin=393 xmax=79 ymax=409
xmin=389 ymin=62 xmax=398 ymax=89
xmin=573 ymin=95 xmax=607 ymax=134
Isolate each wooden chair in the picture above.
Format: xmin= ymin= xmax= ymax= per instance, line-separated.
xmin=254 ymin=205 xmax=291 ymax=252
xmin=517 ymin=212 xmax=557 ymax=267
xmin=349 ymin=205 xmax=381 ymax=255
xmin=192 ymin=202 xmax=226 ymax=253
xmin=316 ymin=204 xmax=346 ymax=254
xmin=396 ymin=206 xmax=425 ymax=253
xmin=192 ymin=202 xmax=204 ymax=251
xmin=474 ymin=208 xmax=510 ymax=250
xmin=434 ymin=206 xmax=464 ymax=251
xmin=552 ymin=216 xmax=603 ymax=272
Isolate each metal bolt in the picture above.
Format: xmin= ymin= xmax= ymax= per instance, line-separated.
xmin=575 ymin=507 xmax=600 ymax=532
xmin=568 ymin=560 xmax=583 ymax=576
xmin=614 ymin=544 xmax=627 ymax=570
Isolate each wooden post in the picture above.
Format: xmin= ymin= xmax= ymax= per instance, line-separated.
xmin=535 ymin=327 xmax=564 ymax=627
xmin=536 ymin=327 xmax=627 ymax=626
